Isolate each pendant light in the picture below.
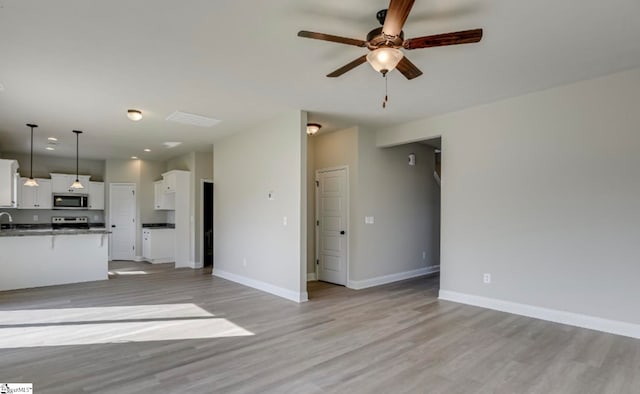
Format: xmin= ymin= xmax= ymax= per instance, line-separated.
xmin=70 ymin=130 xmax=84 ymax=189
xmin=24 ymin=124 xmax=39 ymax=187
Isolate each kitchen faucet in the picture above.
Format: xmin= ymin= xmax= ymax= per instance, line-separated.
xmin=0 ymin=212 xmax=12 ymax=228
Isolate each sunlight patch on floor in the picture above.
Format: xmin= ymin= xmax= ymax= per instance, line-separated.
xmin=0 ymin=304 xmax=254 ymax=348
xmin=108 ymin=270 xmax=149 ymax=276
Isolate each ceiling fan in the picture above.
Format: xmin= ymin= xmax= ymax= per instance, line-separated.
xmin=298 ymin=0 xmax=483 ymax=80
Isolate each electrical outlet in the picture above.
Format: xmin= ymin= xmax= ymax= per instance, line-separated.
xmin=283 ymin=216 xmax=287 ymax=226
xmin=243 ymin=258 xmax=247 ymax=267
xmin=93 ymin=215 xmax=99 ymax=221
xmin=365 ymin=216 xmax=375 ymax=224
xmin=483 ymin=273 xmax=491 ymax=284
xmin=422 ymin=251 xmax=426 ymax=260
xmin=33 ymin=215 xmax=38 ymax=221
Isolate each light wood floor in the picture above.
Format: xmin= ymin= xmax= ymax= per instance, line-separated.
xmin=1 ymin=261 xmax=639 ymax=393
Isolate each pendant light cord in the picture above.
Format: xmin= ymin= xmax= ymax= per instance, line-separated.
xmin=30 ymin=126 xmax=34 ymax=179
xmin=76 ymin=131 xmax=79 ymax=180
xmin=382 ymin=73 xmax=389 ymax=109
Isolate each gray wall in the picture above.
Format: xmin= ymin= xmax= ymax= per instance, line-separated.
xmin=312 ymin=127 xmax=359 ymax=278
xmin=355 ymin=130 xmax=440 ymax=280
xmin=376 ymin=66 xmax=640 ymax=325
xmin=310 ymin=126 xmax=440 ymax=284
xmin=213 ymin=110 xmax=306 ymax=298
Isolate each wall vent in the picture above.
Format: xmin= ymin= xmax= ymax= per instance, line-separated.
xmin=166 ymin=111 xmax=221 ymax=127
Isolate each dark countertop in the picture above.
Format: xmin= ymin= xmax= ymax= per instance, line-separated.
xmin=0 ymin=229 xmax=111 ymax=237
xmin=142 ymin=223 xmax=175 ymax=228
xmin=0 ymin=223 xmax=106 ymax=230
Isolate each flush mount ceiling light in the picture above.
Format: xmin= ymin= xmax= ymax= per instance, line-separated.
xmin=47 ymin=137 xmax=57 ymax=141
xmin=45 ymin=147 xmax=55 ymax=151
xmin=131 ymin=156 xmax=139 ymax=160
xmin=127 ymin=109 xmax=143 ymax=121
xmin=306 ymin=123 xmax=322 ymax=136
xmin=143 ymin=148 xmax=151 ymax=152
xmin=24 ymin=123 xmax=39 ymax=187
xmin=70 ymin=130 xmax=84 ymax=189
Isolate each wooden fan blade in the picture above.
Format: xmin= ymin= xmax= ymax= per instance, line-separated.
xmin=396 ymin=57 xmax=423 ymax=80
xmin=383 ymin=0 xmax=416 ymax=37
xmin=327 ymin=55 xmax=368 ymax=77
xmin=403 ymin=28 xmax=483 ymax=50
xmin=298 ymin=31 xmax=366 ymax=47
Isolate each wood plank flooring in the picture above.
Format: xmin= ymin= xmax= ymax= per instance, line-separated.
xmin=0 ymin=261 xmax=639 ymax=393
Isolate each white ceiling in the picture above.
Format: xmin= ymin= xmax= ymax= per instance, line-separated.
xmin=0 ymin=0 xmax=639 ymax=160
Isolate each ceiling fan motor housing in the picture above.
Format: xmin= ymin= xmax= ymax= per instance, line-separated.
xmin=366 ymin=27 xmax=404 ymax=50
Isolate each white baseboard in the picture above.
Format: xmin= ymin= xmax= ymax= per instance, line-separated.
xmin=438 ymin=290 xmax=640 ymax=340
xmin=307 ymin=272 xmax=317 ymax=282
xmin=347 ymin=265 xmax=440 ymax=290
xmin=133 ymin=255 xmax=145 ymax=262
xmin=213 ymin=269 xmax=308 ymax=303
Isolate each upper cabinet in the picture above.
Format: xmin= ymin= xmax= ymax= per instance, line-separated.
xmin=163 ymin=171 xmax=177 ymax=193
xmin=154 ymin=180 xmax=175 ymax=210
xmin=51 ymin=173 xmax=91 ymax=193
xmin=19 ymin=178 xmax=52 ymax=209
xmin=0 ymin=159 xmax=19 ymax=208
xmin=88 ymin=182 xmax=105 ymax=210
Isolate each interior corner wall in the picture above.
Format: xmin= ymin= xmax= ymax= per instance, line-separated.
xmin=376 ymin=66 xmax=640 ymax=326
xmin=105 ymin=159 xmax=166 ymax=259
xmin=165 ymin=150 xmax=214 ymax=266
xmin=312 ymin=126 xmax=359 ymax=280
xmin=213 ymin=111 xmax=305 ymax=302
xmin=354 ymin=129 xmax=440 ymax=282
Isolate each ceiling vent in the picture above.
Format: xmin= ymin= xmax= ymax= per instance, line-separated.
xmin=163 ymin=142 xmax=182 ymax=149
xmin=166 ymin=111 xmax=221 ymax=127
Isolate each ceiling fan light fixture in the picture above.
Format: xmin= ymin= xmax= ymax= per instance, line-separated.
xmin=306 ymin=123 xmax=321 ymax=135
xmin=366 ymin=47 xmax=403 ymax=75
xmin=127 ymin=109 xmax=143 ymax=121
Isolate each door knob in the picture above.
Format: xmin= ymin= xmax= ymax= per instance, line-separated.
xmin=340 ymin=230 xmax=345 ymax=235
xmin=111 ymin=225 xmax=116 ymax=228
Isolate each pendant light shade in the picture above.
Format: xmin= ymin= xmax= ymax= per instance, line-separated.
xmin=24 ymin=123 xmax=39 ymax=187
xmin=70 ymin=130 xmax=84 ymax=189
xmin=366 ymin=47 xmax=404 ymax=75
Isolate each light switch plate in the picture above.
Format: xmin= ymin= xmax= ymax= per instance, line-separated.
xmin=365 ymin=216 xmax=374 ymax=224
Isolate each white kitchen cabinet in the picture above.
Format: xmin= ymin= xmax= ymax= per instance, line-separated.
xmin=51 ymin=173 xmax=91 ymax=193
xmin=19 ymin=178 xmax=52 ymax=209
xmin=154 ymin=180 xmax=175 ymax=210
xmin=88 ymin=182 xmax=105 ymax=210
xmin=142 ymin=228 xmax=175 ymax=263
xmin=162 ymin=171 xmax=177 ymax=192
xmin=0 ymin=159 xmax=19 ymax=208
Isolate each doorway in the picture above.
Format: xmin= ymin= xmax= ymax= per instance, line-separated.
xmin=109 ymin=183 xmax=136 ymax=261
xmin=202 ymin=181 xmax=214 ymax=268
xmin=315 ymin=167 xmax=349 ymax=286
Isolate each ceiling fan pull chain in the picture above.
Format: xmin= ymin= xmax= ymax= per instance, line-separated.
xmin=383 ymin=73 xmax=389 ymax=109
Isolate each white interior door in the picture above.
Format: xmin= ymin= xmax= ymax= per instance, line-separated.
xmin=317 ymin=168 xmax=348 ymax=285
xmin=109 ymin=184 xmax=136 ymax=260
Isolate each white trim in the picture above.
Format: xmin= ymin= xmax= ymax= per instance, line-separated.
xmin=213 ymin=269 xmax=308 ymax=303
xmin=315 ymin=166 xmax=349 ymax=286
xmin=438 ymin=290 xmax=640 ymax=340
xmin=307 ymin=272 xmax=317 ymax=282
xmin=347 ymin=266 xmax=440 ymax=290
xmin=133 ymin=255 xmax=145 ymax=262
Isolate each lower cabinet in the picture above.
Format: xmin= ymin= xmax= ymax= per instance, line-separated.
xmin=142 ymin=228 xmax=175 ymax=264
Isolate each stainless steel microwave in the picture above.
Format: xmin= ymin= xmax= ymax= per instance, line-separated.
xmin=53 ymin=193 xmax=89 ymax=209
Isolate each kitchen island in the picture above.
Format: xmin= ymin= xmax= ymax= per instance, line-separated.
xmin=0 ymin=229 xmax=110 ymax=292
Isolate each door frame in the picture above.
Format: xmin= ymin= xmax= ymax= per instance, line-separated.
xmin=200 ymin=179 xmax=214 ymax=268
xmin=315 ymin=166 xmax=350 ymax=286
xmin=108 ymin=183 xmax=137 ymax=261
